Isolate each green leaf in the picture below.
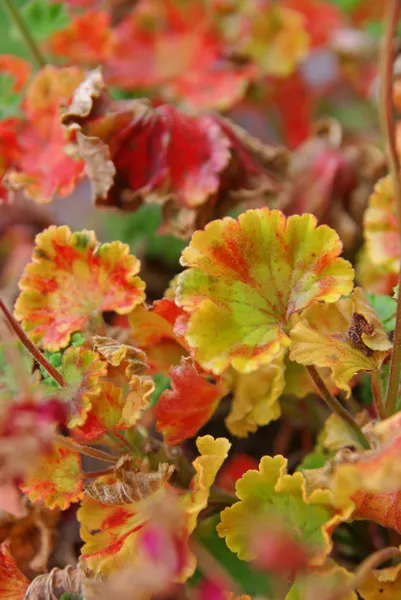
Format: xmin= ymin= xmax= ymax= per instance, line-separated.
xmin=149 ymin=372 xmax=170 ymax=408
xmin=296 ymin=450 xmax=333 ymax=472
xmin=366 ymin=293 xmax=396 ymax=332
xmin=193 ymin=515 xmax=272 ymax=596
xmin=12 ymin=0 xmax=70 ymax=44
xmin=0 ymin=73 xmax=22 ymax=118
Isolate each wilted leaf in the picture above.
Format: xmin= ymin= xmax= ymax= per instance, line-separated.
xmin=25 ymin=565 xmax=82 ymax=599
xmin=177 ymin=208 xmax=354 ymax=374
xmin=154 ymin=358 xmax=225 ymax=445
xmin=14 ymin=225 xmax=146 ymax=351
xmin=217 ymin=454 xmax=349 ymax=563
xmin=21 ymin=441 xmax=83 ymax=510
xmin=0 ymin=544 xmax=29 ymax=600
xmin=92 ymin=336 xmax=148 ymax=379
xmin=289 ymin=287 xmax=391 ymax=396
xmin=84 ymin=457 xmax=174 ymax=505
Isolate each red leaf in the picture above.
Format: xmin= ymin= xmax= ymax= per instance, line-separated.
xmin=0 ymin=545 xmax=29 ymax=600
xmin=154 ymin=358 xmax=224 ymax=444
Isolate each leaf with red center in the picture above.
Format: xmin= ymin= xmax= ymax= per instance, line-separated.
xmin=128 ymin=299 xmax=188 ymax=373
xmin=6 ymin=66 xmax=86 ymax=203
xmin=78 ymin=474 xmax=150 ymax=575
xmin=364 ymin=175 xmax=399 ymax=274
xmin=104 ymin=1 xmax=253 ymax=110
xmin=289 ymin=287 xmax=391 ymax=396
xmin=49 ymin=11 xmax=112 ymax=66
xmin=21 ymin=440 xmax=83 ymax=510
xmin=14 ymin=225 xmax=146 ymax=351
xmin=0 ymin=544 xmax=29 ymax=600
xmin=0 ymin=55 xmax=31 ymax=92
xmin=177 ymin=208 xmax=354 ymax=374
xmin=154 ymin=358 xmax=225 ymax=445
xmin=61 ymin=346 xmax=107 ymax=427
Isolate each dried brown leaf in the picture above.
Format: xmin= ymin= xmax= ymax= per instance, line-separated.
xmin=84 ymin=458 xmax=174 ymax=505
xmin=24 ymin=565 xmax=82 ymax=599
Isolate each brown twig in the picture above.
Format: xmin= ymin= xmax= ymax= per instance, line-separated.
xmin=83 ymin=467 xmax=115 ymax=479
xmin=381 ymin=0 xmax=401 ymax=416
xmin=371 ymin=371 xmax=386 ymax=420
xmin=56 ymin=435 xmax=118 ymax=464
xmin=307 ymin=366 xmax=370 ymax=449
xmin=0 ymin=298 xmax=65 ymax=388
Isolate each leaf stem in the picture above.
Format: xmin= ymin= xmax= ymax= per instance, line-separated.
xmin=4 ymin=0 xmax=46 ymax=70
xmin=84 ymin=467 xmax=115 ymax=479
xmin=56 ymin=435 xmax=118 ymax=463
xmin=0 ymin=298 xmax=65 ymax=388
xmin=371 ymin=372 xmax=386 ymax=420
xmin=307 ymin=366 xmax=370 ymax=449
xmin=381 ymin=0 xmax=401 ymax=417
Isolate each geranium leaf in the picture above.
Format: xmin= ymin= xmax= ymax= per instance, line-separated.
xmin=364 ymin=175 xmax=399 ymax=274
xmin=289 ymin=288 xmax=391 ymax=396
xmin=217 ymin=454 xmax=349 ymax=563
xmin=0 ymin=544 xmax=29 ymax=600
xmin=14 ymin=225 xmax=146 ymax=351
xmin=224 ymin=351 xmax=285 ymax=437
xmin=177 ymin=208 xmax=354 ymax=374
xmin=19 ymin=0 xmax=70 ymax=44
xmin=357 ymin=563 xmax=401 ymax=599
xmin=21 ymin=441 xmax=83 ymax=510
xmin=287 ymin=561 xmax=357 ymax=600
xmin=154 ymin=358 xmax=225 ymax=445
xmin=366 ymin=292 xmax=396 ymax=332
xmin=60 ymin=347 xmax=107 ymax=427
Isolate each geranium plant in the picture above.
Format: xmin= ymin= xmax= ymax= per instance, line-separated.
xmin=2 ymin=0 xmax=401 ymax=599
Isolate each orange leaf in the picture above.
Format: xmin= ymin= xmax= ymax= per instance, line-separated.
xmin=21 ymin=441 xmax=83 ymax=510
xmin=0 ymin=544 xmax=29 ymax=600
xmin=49 ymin=11 xmax=112 ymax=66
xmin=0 ymin=55 xmax=31 ymax=91
xmin=14 ymin=225 xmax=146 ymax=351
xmin=155 ymin=358 xmax=225 ymax=444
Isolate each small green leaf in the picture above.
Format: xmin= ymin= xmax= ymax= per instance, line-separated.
xmin=193 ymin=515 xmax=272 ymax=596
xmin=296 ymin=449 xmax=333 ymax=472
xmin=366 ymin=292 xmax=397 ymax=332
xmin=0 ymin=73 xmax=21 ymax=118
xmin=12 ymin=0 xmax=70 ymax=44
xmin=149 ymin=372 xmax=170 ymax=408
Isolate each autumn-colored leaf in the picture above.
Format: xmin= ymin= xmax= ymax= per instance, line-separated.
xmin=0 ymin=55 xmax=31 ymax=92
xmin=184 ymin=435 xmax=231 ymax=535
xmin=93 ymin=336 xmax=148 ymax=380
xmin=128 ymin=299 xmax=188 ymax=373
xmin=5 ymin=66 xmax=86 ymax=203
xmin=357 ymin=562 xmax=401 ymax=599
xmin=0 ymin=544 xmax=29 ymax=600
xmin=14 ymin=225 xmax=146 ymax=351
xmin=287 ymin=561 xmax=357 ymax=600
xmin=104 ymin=0 xmax=253 ymax=110
xmin=217 ymin=454 xmax=350 ymax=563
xmin=284 ymin=0 xmax=344 ymax=49
xmin=216 ymin=454 xmax=259 ymax=495
xmin=21 ymin=440 xmax=83 ymax=510
xmin=224 ymin=351 xmax=285 ymax=437
xmin=364 ymin=175 xmax=399 ymax=274
xmin=60 ymin=346 xmax=107 ymax=427
xmin=177 ymin=208 xmax=354 ymax=374
xmin=61 ymin=70 xmax=288 ymax=236
xmin=48 ymin=11 xmax=112 ymax=66
xmin=154 ymin=358 xmax=225 ymax=445
xmin=289 ymin=287 xmax=391 ymax=396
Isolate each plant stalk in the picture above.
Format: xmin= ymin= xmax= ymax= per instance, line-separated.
xmin=307 ymin=366 xmax=370 ymax=449
xmin=4 ymin=0 xmax=46 ymax=69
xmin=0 ymin=298 xmax=65 ymax=388
xmin=56 ymin=435 xmax=118 ymax=464
xmin=381 ymin=0 xmax=401 ymax=416
xmin=371 ymin=372 xmax=386 ymax=420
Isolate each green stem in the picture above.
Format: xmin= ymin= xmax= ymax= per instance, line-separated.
xmin=0 ymin=298 xmax=65 ymax=388
xmin=307 ymin=366 xmax=370 ymax=449
xmin=4 ymin=0 xmax=46 ymax=69
xmin=380 ymin=0 xmax=401 ymax=416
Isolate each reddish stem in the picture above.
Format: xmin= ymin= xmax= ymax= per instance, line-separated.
xmin=0 ymin=298 xmax=66 ymax=388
